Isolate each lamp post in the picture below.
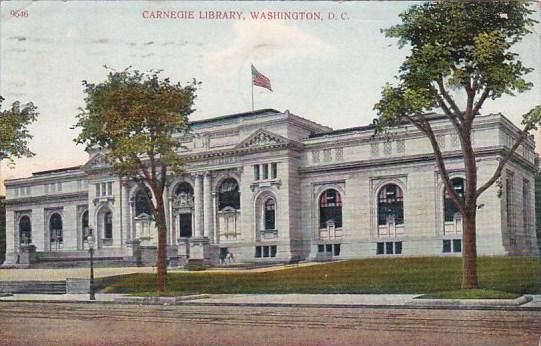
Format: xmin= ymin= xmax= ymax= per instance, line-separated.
xmin=87 ymin=231 xmax=96 ymax=301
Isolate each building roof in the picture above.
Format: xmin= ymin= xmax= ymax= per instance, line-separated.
xmin=32 ymin=166 xmax=82 ymax=176
xmin=189 ymin=108 xmax=281 ymax=126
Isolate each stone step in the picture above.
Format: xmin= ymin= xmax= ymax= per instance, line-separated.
xmin=0 ymin=281 xmax=67 ymax=294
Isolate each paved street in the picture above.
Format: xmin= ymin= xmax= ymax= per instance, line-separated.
xmin=1 ymin=302 xmax=540 ymax=345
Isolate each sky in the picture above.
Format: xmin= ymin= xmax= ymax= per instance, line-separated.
xmin=1 ymin=0 xmax=540 ymax=182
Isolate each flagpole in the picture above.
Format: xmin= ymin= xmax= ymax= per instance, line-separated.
xmin=251 ymin=77 xmax=254 ymax=112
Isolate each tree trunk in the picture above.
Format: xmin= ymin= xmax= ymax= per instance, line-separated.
xmin=154 ymin=192 xmax=168 ymax=294
xmin=462 ymin=133 xmax=479 ymax=289
xmin=462 ymin=209 xmax=479 ymax=288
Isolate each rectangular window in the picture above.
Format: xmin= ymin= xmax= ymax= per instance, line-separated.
xmin=26 ymin=186 xmax=31 ymax=195
xmin=333 ymin=244 xmax=341 ymax=256
xmin=394 ymin=241 xmax=402 ymax=254
xmin=377 ymin=242 xmax=384 ymax=255
xmin=51 ymin=183 xmax=56 ymax=193
xmin=57 ymin=183 xmax=62 ymax=192
xmin=443 ymin=240 xmax=452 ymax=253
xmin=255 ymin=246 xmax=262 ymax=258
xmin=107 ymin=182 xmax=113 ymax=196
xmin=386 ymin=242 xmax=394 ymax=254
xmin=45 ymin=184 xmax=49 ymax=193
xmin=318 ymin=244 xmax=325 ymax=253
xmin=326 ymin=244 xmax=332 ymax=253
xmin=270 ymin=245 xmax=277 ymax=257
xmin=101 ymin=183 xmax=107 ymax=196
xmin=262 ymin=164 xmax=269 ymax=180
xmin=263 ymin=246 xmax=270 ymax=257
xmin=254 ymin=165 xmax=260 ymax=181
xmin=453 ymin=239 xmax=462 ymax=253
xmin=96 ymin=184 xmax=100 ymax=197
xmin=271 ymin=163 xmax=277 ymax=179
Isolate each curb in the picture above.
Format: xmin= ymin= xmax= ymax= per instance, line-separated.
xmin=112 ymin=294 xmax=210 ymax=305
xmin=407 ymin=295 xmax=533 ymax=307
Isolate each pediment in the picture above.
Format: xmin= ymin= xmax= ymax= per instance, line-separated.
xmin=236 ymin=129 xmax=289 ymax=150
xmin=82 ymin=153 xmax=111 ymax=171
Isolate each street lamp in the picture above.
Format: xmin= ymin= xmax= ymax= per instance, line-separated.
xmin=87 ymin=231 xmax=96 ymax=301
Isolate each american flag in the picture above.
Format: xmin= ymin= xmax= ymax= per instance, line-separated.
xmin=251 ymin=64 xmax=272 ymax=92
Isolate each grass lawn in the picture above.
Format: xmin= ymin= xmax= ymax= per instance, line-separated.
xmin=100 ymin=256 xmax=541 ymax=297
xmin=420 ymin=289 xmax=519 ymax=299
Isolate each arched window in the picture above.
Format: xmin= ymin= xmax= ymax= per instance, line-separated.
xmin=319 ymin=189 xmax=342 ymax=228
xmin=264 ymin=199 xmax=276 ymax=230
xmin=218 ymin=178 xmax=240 ymax=210
xmin=49 ymin=213 xmax=63 ymax=249
xmin=444 ymin=178 xmax=465 ymax=222
xmin=175 ymin=182 xmax=194 ymax=197
xmin=377 ymin=184 xmax=404 ymax=226
xmin=19 ymin=216 xmax=31 ymax=244
xmin=135 ymin=188 xmax=154 ymax=217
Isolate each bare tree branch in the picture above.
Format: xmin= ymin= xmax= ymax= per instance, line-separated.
xmin=476 ymin=129 xmax=529 ymax=197
xmin=406 ymin=114 xmax=465 ymax=213
xmin=472 ymin=88 xmax=490 ymax=117
xmin=436 ymin=78 xmax=463 ymax=118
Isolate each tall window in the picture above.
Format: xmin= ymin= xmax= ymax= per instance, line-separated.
xmin=506 ymin=176 xmax=513 ymax=230
xmin=377 ymin=184 xmax=404 ymax=226
xmin=104 ymin=211 xmax=113 ymax=239
xmin=264 ymin=199 xmax=276 ymax=230
xmin=82 ymin=211 xmax=89 ymax=241
xmin=444 ymin=178 xmax=464 ymax=222
xmin=523 ymin=179 xmax=531 ymax=236
xmin=218 ymin=178 xmax=240 ymax=210
xmin=135 ymin=188 xmax=154 ymax=217
xmin=319 ymin=189 xmax=342 ymax=228
xmin=49 ymin=213 xmax=63 ymax=246
xmin=19 ymin=216 xmax=32 ymax=244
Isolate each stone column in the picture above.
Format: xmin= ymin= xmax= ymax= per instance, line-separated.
xmin=163 ymin=184 xmax=170 ymax=245
xmin=122 ymin=180 xmax=131 ymax=243
xmin=212 ymin=192 xmax=218 ymax=244
xmin=169 ymin=196 xmax=175 ymax=245
xmin=194 ymin=174 xmax=204 ymax=238
xmin=203 ymin=173 xmax=214 ymax=242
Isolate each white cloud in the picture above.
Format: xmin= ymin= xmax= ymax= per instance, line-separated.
xmin=204 ymin=19 xmax=337 ymax=70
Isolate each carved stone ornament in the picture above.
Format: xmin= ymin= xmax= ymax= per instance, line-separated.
xmin=237 ymin=129 xmax=287 ymax=149
xmin=83 ymin=153 xmax=111 ymax=171
xmin=172 ymin=192 xmax=194 ymax=210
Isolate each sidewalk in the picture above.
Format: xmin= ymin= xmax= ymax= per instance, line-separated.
xmin=2 ymin=293 xmax=540 ymax=310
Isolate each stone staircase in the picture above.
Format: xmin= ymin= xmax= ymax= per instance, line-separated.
xmin=0 ymin=281 xmax=67 ymax=294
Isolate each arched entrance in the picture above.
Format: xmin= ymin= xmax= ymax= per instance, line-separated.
xmin=173 ymin=182 xmax=194 ymax=239
xmin=49 ymin=213 xmax=63 ymax=251
xmin=19 ymin=216 xmax=32 ymax=245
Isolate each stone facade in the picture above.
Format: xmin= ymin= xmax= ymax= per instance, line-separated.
xmin=2 ymin=109 xmax=539 ymax=266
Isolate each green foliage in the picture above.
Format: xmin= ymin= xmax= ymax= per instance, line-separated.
xmin=0 ymin=96 xmax=39 ymax=165
xmin=374 ymin=1 xmax=537 ymax=126
xmin=73 ymin=68 xmax=199 ymax=180
xmin=102 ymin=257 xmax=541 ymax=295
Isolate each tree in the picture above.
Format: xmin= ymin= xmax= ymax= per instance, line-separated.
xmin=74 ymin=69 xmax=198 ymax=293
xmin=0 ymin=96 xmax=38 ymax=163
xmin=374 ymin=1 xmax=541 ymax=289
